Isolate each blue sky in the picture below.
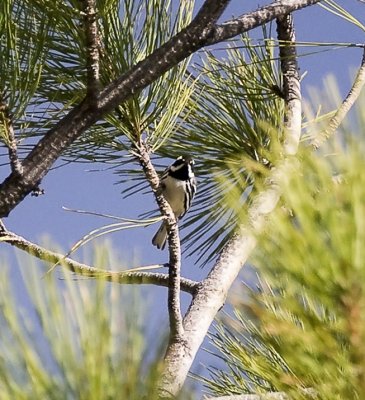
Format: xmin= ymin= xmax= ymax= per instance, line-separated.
xmin=1 ymin=0 xmax=364 ymax=393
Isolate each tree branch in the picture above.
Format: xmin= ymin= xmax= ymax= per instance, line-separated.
xmin=204 ymin=388 xmax=317 ymax=399
xmin=83 ymin=0 xmax=101 ymax=99
xmin=277 ymin=13 xmax=302 ymax=154
xmin=207 ymin=0 xmax=322 ymax=45
xmin=0 ymin=226 xmax=199 ymax=295
xmin=0 ymin=0 xmax=322 ymax=218
xmin=158 ymin=12 xmax=303 ymax=398
xmin=136 ymin=144 xmax=184 ymax=341
xmin=311 ymin=46 xmax=365 ymax=149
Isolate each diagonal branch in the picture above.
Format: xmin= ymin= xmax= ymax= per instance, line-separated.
xmin=0 ymin=0 xmax=322 ymax=218
xmin=136 ymin=144 xmax=184 ymax=341
xmin=311 ymin=46 xmax=365 ymax=149
xmin=0 ymin=0 xmax=229 ymax=217
xmin=0 ymin=225 xmax=199 ymax=295
xmin=83 ymin=0 xmax=101 ymax=99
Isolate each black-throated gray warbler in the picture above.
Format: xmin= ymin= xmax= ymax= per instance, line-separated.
xmin=152 ymin=155 xmax=197 ymax=250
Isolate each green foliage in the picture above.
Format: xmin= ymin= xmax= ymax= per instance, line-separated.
xmin=0 ymin=0 xmax=49 ymax=145
xmin=320 ymin=0 xmax=365 ymax=31
xmin=202 ymin=118 xmax=365 ymax=398
xmin=0 ymin=0 xmax=194 ymax=155
xmin=162 ymin=32 xmax=284 ymax=264
xmin=57 ymin=0 xmax=195 ymax=157
xmin=111 ymin=28 xmax=284 ymax=266
xmin=0 ymin=244 xmax=174 ymax=400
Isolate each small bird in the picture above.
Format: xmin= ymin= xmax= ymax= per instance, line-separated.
xmin=152 ymin=155 xmax=197 ymax=250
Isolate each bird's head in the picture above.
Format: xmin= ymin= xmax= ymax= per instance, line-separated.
xmin=170 ymin=156 xmax=195 ymax=179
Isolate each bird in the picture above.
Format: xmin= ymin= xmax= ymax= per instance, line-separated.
xmin=152 ymin=155 xmax=197 ymax=250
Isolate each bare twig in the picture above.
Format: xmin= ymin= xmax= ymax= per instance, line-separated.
xmin=0 ymin=227 xmax=199 ymax=295
xmin=0 ymin=0 xmax=323 ymax=218
xmin=0 ymin=98 xmax=23 ymax=175
xmin=137 ymin=143 xmax=184 ymax=341
xmin=83 ymin=0 xmax=100 ymax=99
xmin=312 ymin=46 xmax=365 ymax=148
xmin=277 ymin=13 xmax=302 ymax=154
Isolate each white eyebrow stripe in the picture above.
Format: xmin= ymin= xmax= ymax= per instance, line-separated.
xmin=170 ymin=163 xmax=185 ymax=172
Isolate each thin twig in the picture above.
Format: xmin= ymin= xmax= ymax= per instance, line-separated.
xmin=137 ymin=143 xmax=184 ymax=341
xmin=0 ymin=98 xmax=23 ymax=175
xmin=83 ymin=0 xmax=100 ymax=99
xmin=0 ymin=228 xmax=199 ymax=295
xmin=311 ymin=46 xmax=365 ymax=148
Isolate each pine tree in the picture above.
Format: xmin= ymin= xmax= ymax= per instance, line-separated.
xmin=1 ymin=1 xmax=365 ymax=398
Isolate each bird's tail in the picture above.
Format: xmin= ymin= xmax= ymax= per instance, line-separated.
xmin=152 ymin=222 xmax=168 ymax=250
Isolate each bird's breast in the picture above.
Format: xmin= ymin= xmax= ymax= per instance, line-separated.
xmin=162 ymin=176 xmax=187 ymax=218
